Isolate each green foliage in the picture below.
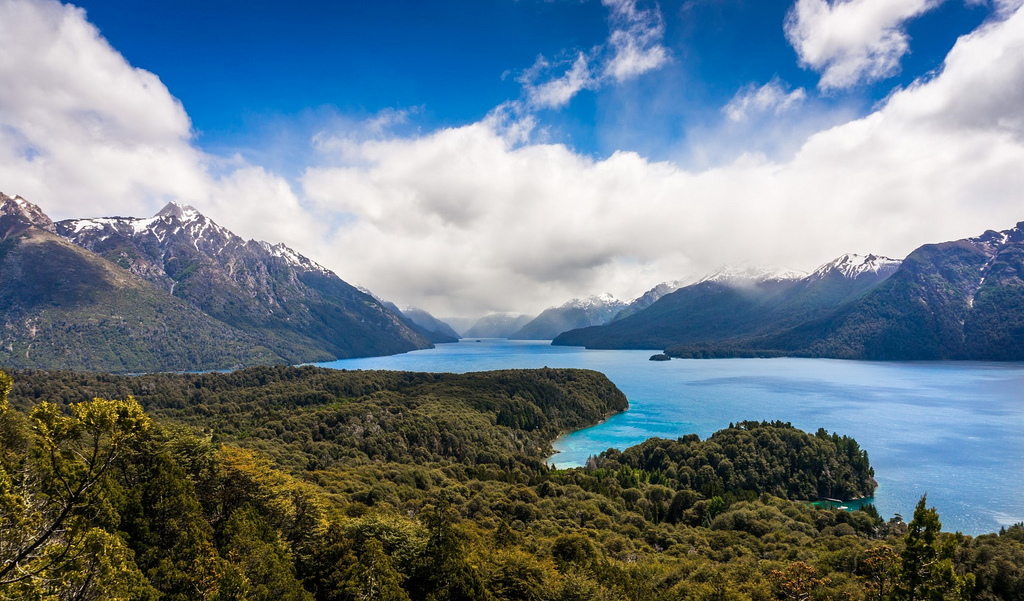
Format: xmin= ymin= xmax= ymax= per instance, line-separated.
xmin=590 ymin=421 xmax=876 ymax=504
xmin=892 ymin=495 xmax=974 ymax=601
xmin=0 ymin=383 xmax=153 ymax=597
xmin=0 ymin=368 xmax=1008 ymax=601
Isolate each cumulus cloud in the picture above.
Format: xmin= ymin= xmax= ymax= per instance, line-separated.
xmin=0 ymin=0 xmax=326 ymax=259
xmin=785 ymin=0 xmax=942 ymax=90
xmin=518 ymin=0 xmax=669 ymax=110
xmin=305 ymin=5 xmax=1024 ymax=316
xmin=723 ymin=78 xmax=808 ymax=122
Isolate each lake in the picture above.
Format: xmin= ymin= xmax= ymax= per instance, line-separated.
xmin=317 ymin=339 xmax=1024 ymax=536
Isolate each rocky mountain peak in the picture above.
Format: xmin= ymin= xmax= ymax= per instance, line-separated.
xmin=699 ymin=264 xmax=807 ymax=286
xmin=564 ymin=293 xmax=624 ymax=310
xmin=810 ymin=253 xmax=902 ymax=281
xmin=156 ymin=201 xmax=203 ymax=222
xmin=0 ymin=192 xmax=56 ymax=233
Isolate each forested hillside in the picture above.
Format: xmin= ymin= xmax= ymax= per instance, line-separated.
xmin=2 ymin=367 xmax=1018 ymax=600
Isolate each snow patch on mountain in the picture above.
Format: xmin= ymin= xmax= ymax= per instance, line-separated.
xmin=258 ymin=240 xmax=333 ymax=275
xmin=561 ymin=293 xmax=625 ymax=310
xmin=810 ymin=253 xmax=902 ymax=280
xmin=699 ymin=264 xmax=807 ymax=285
xmin=0 ymin=192 xmax=57 ymax=233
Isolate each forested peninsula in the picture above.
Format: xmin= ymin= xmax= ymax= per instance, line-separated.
xmin=1 ymin=366 xmax=1020 ymax=600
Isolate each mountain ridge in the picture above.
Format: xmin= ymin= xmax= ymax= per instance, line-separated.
xmin=1 ymin=193 xmax=433 ymax=372
xmin=56 ymin=201 xmax=433 ymax=363
xmin=509 ymin=293 xmax=626 ymax=340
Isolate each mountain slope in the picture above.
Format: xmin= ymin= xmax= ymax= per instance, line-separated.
xmin=554 ymin=258 xmax=898 ymax=350
xmin=0 ymin=194 xmax=280 ymax=372
xmin=57 ymin=202 xmax=432 ymax=362
xmin=510 ymin=293 xmax=626 ymax=340
xmin=553 ymin=267 xmax=813 ymax=349
xmin=766 ymin=226 xmax=1024 ymax=360
xmin=612 ymin=279 xmax=691 ymax=322
xmin=400 ymin=306 xmax=460 ymax=341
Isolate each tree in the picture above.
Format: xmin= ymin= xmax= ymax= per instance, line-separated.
xmin=769 ymin=561 xmax=830 ymax=601
xmin=345 ymin=539 xmax=409 ymax=601
xmin=417 ymin=494 xmax=492 ymax=601
xmin=0 ymin=383 xmax=151 ymax=590
xmin=892 ymin=495 xmax=973 ymax=601
xmin=859 ymin=544 xmax=899 ymax=601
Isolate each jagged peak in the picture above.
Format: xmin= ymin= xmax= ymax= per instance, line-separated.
xmin=699 ymin=264 xmax=807 ymax=285
xmin=560 ymin=293 xmax=624 ymax=310
xmin=626 ymin=278 xmax=694 ymax=304
xmin=156 ymin=201 xmax=203 ymax=222
xmin=971 ymin=221 xmax=1024 ymax=247
xmin=257 ymin=240 xmax=333 ymax=275
xmin=810 ymin=253 xmax=902 ymax=280
xmin=0 ymin=192 xmax=56 ymax=233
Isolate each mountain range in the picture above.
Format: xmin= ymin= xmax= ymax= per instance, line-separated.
xmin=509 ymin=293 xmax=626 ymax=340
xmin=463 ymin=312 xmax=534 ymax=338
xmin=0 ymin=193 xmax=432 ymax=372
xmin=555 ymin=226 xmax=1024 ymax=361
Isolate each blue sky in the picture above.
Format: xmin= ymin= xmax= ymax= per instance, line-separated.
xmin=72 ymin=0 xmax=988 ymax=165
xmin=2 ymin=0 xmax=1023 ymax=317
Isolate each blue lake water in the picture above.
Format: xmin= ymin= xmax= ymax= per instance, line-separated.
xmin=317 ymin=339 xmax=1024 ymax=536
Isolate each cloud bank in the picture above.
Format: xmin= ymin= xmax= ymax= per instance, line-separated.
xmin=2 ymin=0 xmax=1024 ymax=318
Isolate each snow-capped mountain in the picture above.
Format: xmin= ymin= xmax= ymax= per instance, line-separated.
xmin=57 ymin=202 xmax=431 ymax=362
xmin=1 ymin=192 xmax=57 ymax=233
xmin=698 ymin=264 xmax=808 ymax=285
xmin=509 ymin=294 xmax=626 ymax=340
xmin=553 ymin=253 xmax=900 ymax=350
xmin=1 ymin=194 xmax=283 ymax=372
xmin=810 ymin=253 xmax=901 ymax=281
xmin=61 ymin=202 xmax=335 ymax=285
xmin=614 ymin=279 xmax=693 ymax=321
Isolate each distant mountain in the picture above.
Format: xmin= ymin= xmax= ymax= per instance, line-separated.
xmin=510 ymin=293 xmax=626 ymax=340
xmin=612 ymin=279 xmax=692 ymax=321
xmin=553 ymin=257 xmax=895 ymax=351
xmin=759 ymin=225 xmax=1024 ymax=360
xmin=442 ymin=316 xmax=478 ymax=336
xmin=370 ymin=295 xmax=458 ymax=344
xmin=56 ymin=201 xmax=432 ymax=364
xmin=399 ymin=306 xmax=460 ymax=341
xmin=0 ymin=193 xmax=279 ymax=372
xmin=464 ymin=313 xmax=533 ymax=338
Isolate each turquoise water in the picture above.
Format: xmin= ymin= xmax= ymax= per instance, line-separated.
xmin=317 ymin=339 xmax=1024 ymax=536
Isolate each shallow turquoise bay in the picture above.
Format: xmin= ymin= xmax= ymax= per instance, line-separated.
xmin=318 ymin=339 xmax=1024 ymax=536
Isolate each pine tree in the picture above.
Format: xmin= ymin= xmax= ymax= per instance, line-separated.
xmin=892 ymin=495 xmax=974 ymax=600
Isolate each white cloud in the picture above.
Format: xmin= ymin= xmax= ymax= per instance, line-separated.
xmin=305 ymin=5 xmax=1024 ymax=316
xmin=723 ymin=78 xmax=808 ymax=122
xmin=602 ymin=0 xmax=671 ymax=82
xmin=517 ymin=0 xmax=670 ymax=110
xmin=521 ymin=53 xmax=595 ymax=110
xmin=785 ymin=0 xmax=942 ymax=90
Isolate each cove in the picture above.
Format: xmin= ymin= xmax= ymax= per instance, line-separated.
xmin=317 ymin=338 xmax=1024 ymax=536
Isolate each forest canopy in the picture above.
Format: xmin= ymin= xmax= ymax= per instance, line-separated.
xmin=0 ymin=366 xmax=1015 ymax=600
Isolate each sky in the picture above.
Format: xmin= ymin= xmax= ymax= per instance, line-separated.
xmin=1 ymin=0 xmax=1023 ymax=319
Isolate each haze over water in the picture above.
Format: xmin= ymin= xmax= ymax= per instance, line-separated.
xmin=318 ymin=339 xmax=1024 ymax=536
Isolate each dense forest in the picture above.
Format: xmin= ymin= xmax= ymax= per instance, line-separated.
xmin=2 ymin=366 xmax=1021 ymax=600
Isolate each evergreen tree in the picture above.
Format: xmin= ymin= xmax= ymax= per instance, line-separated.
xmin=893 ymin=495 xmax=974 ymax=601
